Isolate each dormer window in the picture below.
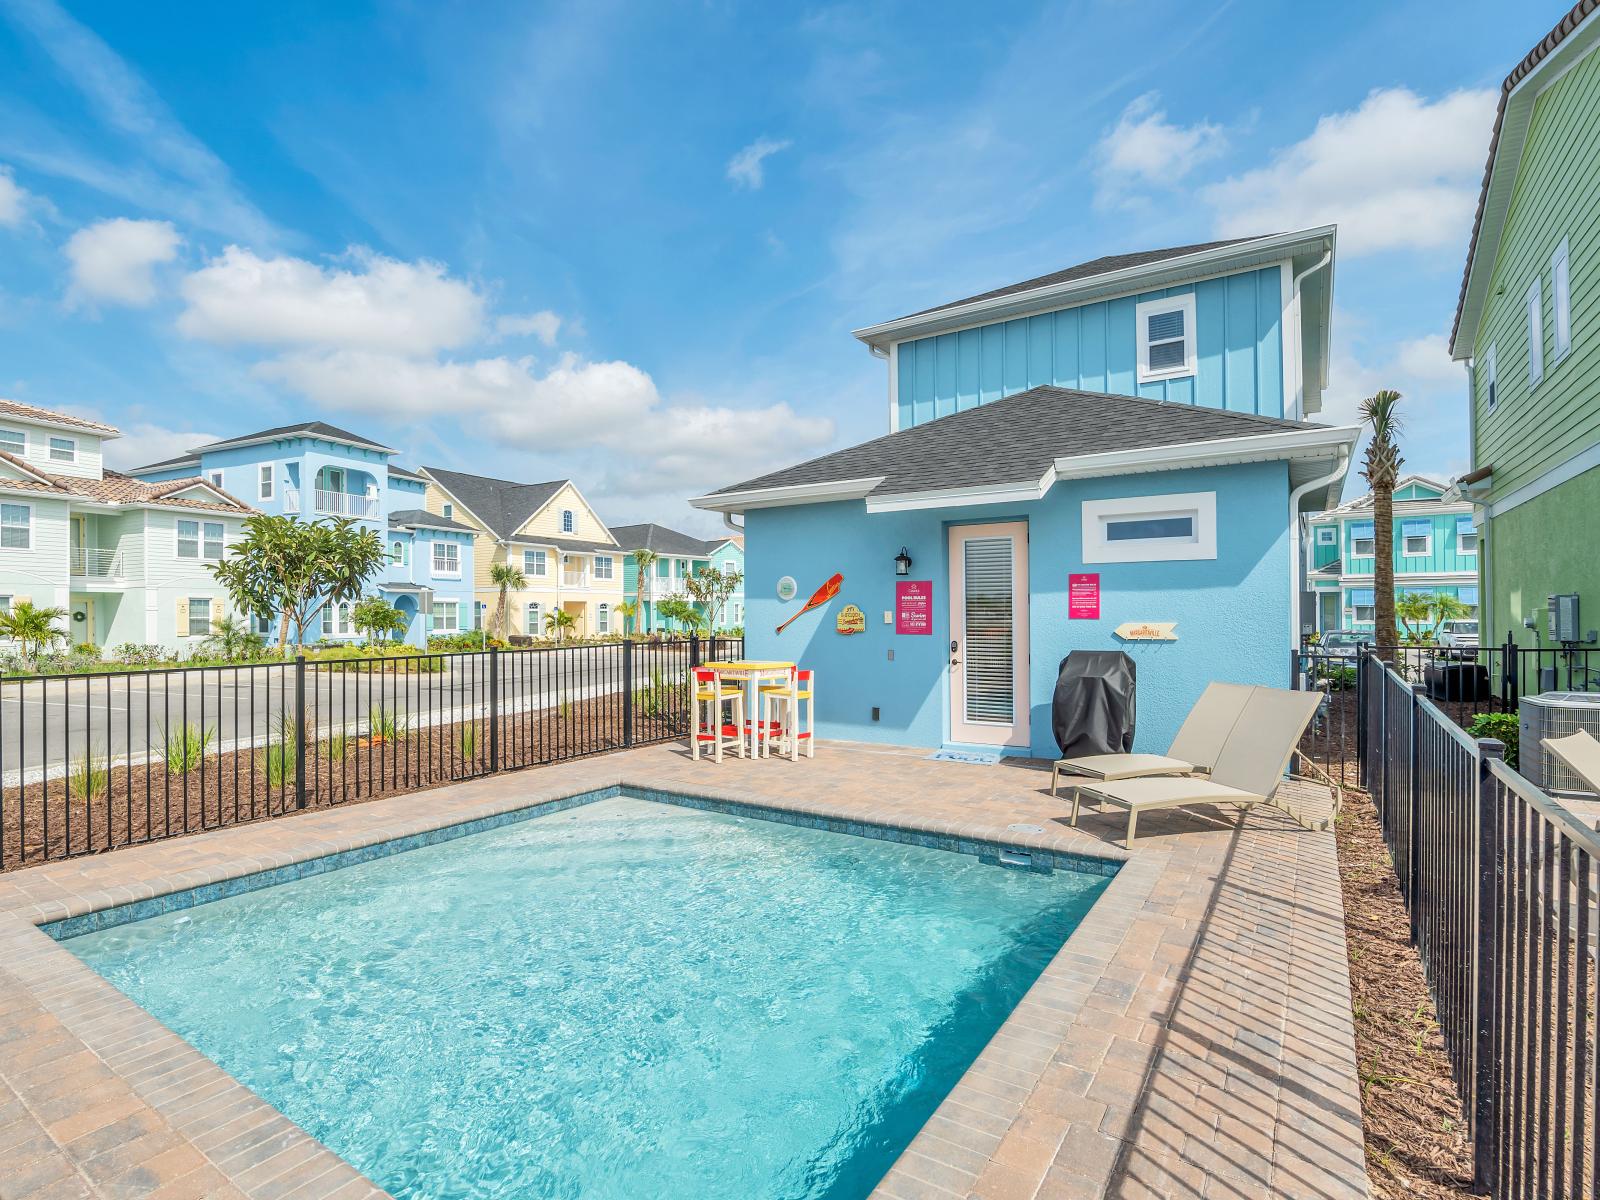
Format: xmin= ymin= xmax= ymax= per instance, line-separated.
xmin=1135 ymin=295 xmax=1196 ymax=383
xmin=443 ymin=502 xmax=453 ymax=520
xmin=49 ymin=437 xmax=76 ymax=463
xmin=561 ymin=508 xmax=575 ymax=533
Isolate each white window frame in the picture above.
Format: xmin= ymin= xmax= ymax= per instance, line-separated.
xmin=0 ymin=428 xmax=24 ymax=455
xmin=391 ymin=539 xmax=409 ymax=566
xmin=176 ymin=518 xmax=200 ymax=559
xmin=524 ymin=548 xmax=547 ymax=577
xmin=1134 ymin=294 xmax=1197 ymax=384
xmin=1552 ymin=238 xmax=1572 ymax=361
xmin=202 ymin=521 xmax=224 ymax=561
xmin=1484 ymin=343 xmax=1498 ymax=411
xmin=593 ymin=554 xmax=614 ymax=580
xmin=48 ymin=436 xmax=77 ymax=464
xmin=1315 ymin=527 xmax=1337 ymax=546
xmin=442 ymin=502 xmax=453 ymax=520
xmin=0 ymin=595 xmax=11 ymax=614
xmin=1351 ymin=528 xmax=1375 ymax=557
xmin=432 ymin=540 xmax=461 ymax=577
xmin=1081 ymin=491 xmax=1216 ymax=564
xmin=1354 ymin=603 xmax=1376 ymax=625
xmin=0 ymin=502 xmax=31 ymax=551
xmin=432 ymin=600 xmax=460 ymax=634
xmin=1401 ymin=526 xmax=1432 ymax=558
xmin=722 ymin=558 xmax=738 ymax=575
xmin=1527 ymin=277 xmax=1544 ymax=387
xmin=526 ymin=601 xmax=542 ymax=635
xmin=561 ymin=508 xmax=575 ymax=533
xmin=597 ymin=603 xmax=610 ymax=634
xmin=207 ymin=470 xmax=224 ymax=490
xmin=1457 ymin=523 xmax=1479 ymax=556
xmin=258 ymin=463 xmax=275 ymax=501
xmin=187 ymin=596 xmax=213 ymax=637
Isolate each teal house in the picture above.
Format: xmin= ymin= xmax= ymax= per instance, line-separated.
xmin=1303 ymin=476 xmax=1479 ymax=636
xmin=611 ymin=523 xmax=745 ymax=633
xmin=695 ymin=229 xmax=1358 ymax=758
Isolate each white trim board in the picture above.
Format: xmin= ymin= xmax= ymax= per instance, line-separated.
xmin=1483 ymin=439 xmax=1600 ymax=520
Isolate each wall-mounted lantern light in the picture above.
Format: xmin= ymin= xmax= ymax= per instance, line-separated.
xmin=894 ymin=546 xmax=913 ymax=576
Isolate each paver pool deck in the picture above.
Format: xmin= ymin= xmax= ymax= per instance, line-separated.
xmin=0 ymin=741 xmax=1369 ymax=1199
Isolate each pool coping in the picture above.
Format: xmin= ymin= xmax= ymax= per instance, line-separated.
xmin=0 ymin=747 xmax=1362 ymax=1199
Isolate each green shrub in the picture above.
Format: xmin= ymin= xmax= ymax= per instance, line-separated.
xmin=264 ymin=718 xmax=297 ymax=787
xmin=1467 ymin=712 xmax=1519 ymax=770
xmin=323 ymin=729 xmax=350 ymax=758
xmin=69 ymin=751 xmax=109 ymax=800
xmin=1319 ymin=664 xmax=1357 ymax=691
xmin=161 ymin=721 xmax=215 ymax=774
xmin=368 ymin=705 xmax=402 ymax=741
xmin=457 ymin=723 xmax=478 ymax=760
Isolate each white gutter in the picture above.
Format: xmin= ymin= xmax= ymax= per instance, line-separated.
xmin=722 ymin=512 xmax=744 ymax=535
xmin=1289 ymin=250 xmax=1331 ymax=418
xmin=1287 ymin=446 xmax=1351 ymax=673
xmin=1052 ymin=425 xmax=1361 ymax=480
xmin=690 ymin=476 xmax=885 ymax=513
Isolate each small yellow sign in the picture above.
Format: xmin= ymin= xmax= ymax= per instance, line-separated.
xmin=1114 ymin=621 xmax=1178 ymax=642
xmin=836 ymin=604 xmax=867 ymax=636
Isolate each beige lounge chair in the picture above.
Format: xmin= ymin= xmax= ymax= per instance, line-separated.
xmin=1543 ymin=729 xmax=1600 ymax=794
xmin=1050 ymin=681 xmax=1256 ymax=797
xmin=1063 ymin=687 xmax=1323 ymax=844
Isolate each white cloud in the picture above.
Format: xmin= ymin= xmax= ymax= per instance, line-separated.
xmin=100 ymin=421 xmax=215 ymax=472
xmin=495 ymin=310 xmax=561 ymax=345
xmin=177 ymin=246 xmax=486 ymax=355
xmin=0 ymin=168 xmax=27 ymax=227
xmin=1204 ymin=87 xmax=1496 ymax=256
xmin=64 ymin=217 xmax=180 ymax=306
xmin=1394 ymin=334 xmax=1462 ymax=386
xmin=1094 ymin=92 xmax=1225 ymax=207
xmin=726 ymin=137 xmax=792 ymax=190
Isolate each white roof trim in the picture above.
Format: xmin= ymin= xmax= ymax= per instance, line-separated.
xmin=1453 ymin=11 xmax=1600 ymax=358
xmin=1052 ymin=425 xmax=1360 ymax=481
xmin=202 ymin=430 xmax=396 ymax=455
xmin=690 ymin=476 xmax=885 ymax=513
xmin=864 ymin=468 xmax=1055 ymax=514
xmin=853 ymin=227 xmax=1337 ymax=349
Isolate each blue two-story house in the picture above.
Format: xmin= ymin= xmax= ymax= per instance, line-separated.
xmin=128 ymin=422 xmax=476 ymax=646
xmin=693 ymin=228 xmax=1358 ymax=758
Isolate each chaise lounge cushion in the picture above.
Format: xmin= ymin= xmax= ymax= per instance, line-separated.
xmin=1053 ymin=752 xmax=1195 ymax=781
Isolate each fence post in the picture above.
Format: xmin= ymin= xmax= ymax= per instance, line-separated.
xmin=293 ymin=655 xmax=307 ymax=810
xmin=622 ymin=637 xmax=634 ymax=748
xmin=1501 ymin=633 xmax=1517 ymax=711
xmin=488 ymin=646 xmax=499 ymax=773
xmin=1356 ymin=653 xmax=1368 ymax=791
xmin=1472 ymin=737 xmax=1505 ymax=1194
xmin=1408 ymin=683 xmax=1426 ymax=926
xmin=689 ymin=632 xmax=701 ymax=669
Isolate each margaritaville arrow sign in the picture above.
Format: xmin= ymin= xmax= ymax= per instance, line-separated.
xmin=1114 ymin=621 xmax=1179 ymax=642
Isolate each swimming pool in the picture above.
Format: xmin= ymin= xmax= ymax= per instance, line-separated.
xmin=60 ymin=792 xmax=1112 ymax=1199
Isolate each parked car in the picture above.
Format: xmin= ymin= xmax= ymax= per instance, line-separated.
xmin=1437 ymin=619 xmax=1480 ymax=660
xmin=1314 ymin=631 xmax=1366 ymax=663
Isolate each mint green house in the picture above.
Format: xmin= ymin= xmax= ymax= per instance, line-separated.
xmin=610 ymin=524 xmax=744 ymax=633
xmin=1452 ymin=4 xmax=1600 ymax=647
xmin=1303 ymin=476 xmax=1478 ymax=635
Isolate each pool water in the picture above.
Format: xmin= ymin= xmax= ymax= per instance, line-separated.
xmin=64 ymin=796 xmax=1111 ymax=1199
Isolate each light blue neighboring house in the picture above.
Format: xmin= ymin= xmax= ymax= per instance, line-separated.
xmin=1303 ymin=475 xmax=1479 ymax=636
xmin=694 ymin=229 xmax=1358 ymax=758
xmin=127 ymin=422 xmax=476 ymax=646
xmin=611 ymin=524 xmax=745 ymax=632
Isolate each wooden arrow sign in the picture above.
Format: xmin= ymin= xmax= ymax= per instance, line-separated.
xmin=1114 ymin=621 xmax=1178 ymax=642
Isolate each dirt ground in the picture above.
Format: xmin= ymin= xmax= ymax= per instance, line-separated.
xmin=1335 ymin=791 xmax=1474 ymax=1197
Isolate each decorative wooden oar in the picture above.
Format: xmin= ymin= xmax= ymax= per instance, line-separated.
xmin=776 ymin=573 xmax=842 ymax=634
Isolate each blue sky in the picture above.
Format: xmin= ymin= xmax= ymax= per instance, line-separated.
xmin=0 ymin=0 xmax=1561 ymax=532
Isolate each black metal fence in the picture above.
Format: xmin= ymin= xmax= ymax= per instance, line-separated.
xmin=0 ymin=635 xmax=741 ymax=872
xmin=1360 ymin=649 xmax=1600 ymax=1196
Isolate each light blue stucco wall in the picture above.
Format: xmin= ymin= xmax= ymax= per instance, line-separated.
xmin=743 ymin=460 xmax=1292 ymax=758
xmin=895 ymin=267 xmax=1285 ymax=429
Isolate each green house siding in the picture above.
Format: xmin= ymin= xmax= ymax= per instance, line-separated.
xmin=1471 ymin=44 xmax=1600 ymax=498
xmin=1486 ymin=464 xmax=1600 ymax=643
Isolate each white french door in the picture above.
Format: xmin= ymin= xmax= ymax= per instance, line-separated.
xmin=947 ymin=522 xmax=1030 ymax=747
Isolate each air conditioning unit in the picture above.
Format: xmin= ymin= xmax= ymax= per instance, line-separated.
xmin=1520 ymin=691 xmax=1600 ymax=795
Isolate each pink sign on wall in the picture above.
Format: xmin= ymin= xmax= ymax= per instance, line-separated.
xmin=1069 ymin=573 xmax=1100 ymax=619
xmin=895 ymin=580 xmax=933 ymax=634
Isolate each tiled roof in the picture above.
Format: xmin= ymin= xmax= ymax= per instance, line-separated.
xmin=0 ymin=399 xmax=119 ymax=435
xmin=1451 ymin=0 xmax=1600 ymax=352
xmin=895 ymin=238 xmax=1266 ymax=321
xmin=608 ymin=523 xmax=726 ymax=557
xmin=708 ymin=385 xmax=1323 ymax=500
xmin=0 ymin=457 xmax=251 ymax=513
xmin=420 ymin=468 xmax=597 ymax=543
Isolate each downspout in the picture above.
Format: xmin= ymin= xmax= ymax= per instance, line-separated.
xmin=1288 ymin=446 xmax=1350 ymax=679
xmin=1289 ymin=250 xmax=1332 ymax=421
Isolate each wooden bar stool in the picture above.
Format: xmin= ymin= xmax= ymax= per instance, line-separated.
xmin=691 ymin=667 xmax=744 ymax=762
xmin=759 ymin=668 xmax=815 ymax=760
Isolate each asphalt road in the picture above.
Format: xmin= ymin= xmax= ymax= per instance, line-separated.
xmin=0 ymin=645 xmax=663 ymax=777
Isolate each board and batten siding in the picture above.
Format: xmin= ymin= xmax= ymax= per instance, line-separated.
xmin=1341 ymin=512 xmax=1478 ymax=577
xmin=894 ymin=266 xmax=1285 ymax=428
xmin=1471 ymin=42 xmax=1600 ymax=497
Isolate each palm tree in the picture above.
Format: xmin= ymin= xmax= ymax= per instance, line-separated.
xmin=1431 ymin=592 xmax=1471 ymax=629
xmin=489 ymin=562 xmax=526 ymax=639
xmin=1395 ymin=592 xmax=1437 ymax=645
xmin=0 ymin=599 xmax=67 ymax=659
xmin=1359 ymin=389 xmax=1404 ymax=645
xmin=544 ymin=607 xmax=576 ymax=643
xmin=632 ymin=549 xmax=659 ymax=634
xmin=615 ymin=600 xmax=638 ymax=635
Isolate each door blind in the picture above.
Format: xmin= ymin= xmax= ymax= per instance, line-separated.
xmin=963 ymin=537 xmax=1015 ymax=724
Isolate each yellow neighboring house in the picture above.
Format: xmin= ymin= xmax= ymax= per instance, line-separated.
xmin=418 ymin=468 xmax=625 ymax=638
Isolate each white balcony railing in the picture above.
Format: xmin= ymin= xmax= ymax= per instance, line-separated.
xmin=70 ymin=547 xmax=123 ymax=578
xmin=282 ymin=486 xmax=301 ymax=513
xmin=314 ymin=489 xmax=380 ymax=518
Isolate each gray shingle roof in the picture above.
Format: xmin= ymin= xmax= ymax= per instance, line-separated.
xmin=387 ymin=508 xmax=476 ymax=533
xmin=897 ymin=238 xmax=1266 ymax=321
xmin=126 ymin=453 xmax=201 ymax=473
xmin=421 ymin=467 xmax=604 ymax=544
xmin=609 ymin=523 xmax=724 ymax=558
xmin=198 ymin=421 xmax=395 ymax=453
xmin=710 ymin=386 xmax=1323 ymax=499
xmin=387 ymin=463 xmax=426 ymax=481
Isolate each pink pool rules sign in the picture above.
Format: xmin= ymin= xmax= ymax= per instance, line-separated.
xmin=1069 ymin=573 xmax=1100 ymax=619
xmin=895 ymin=580 xmax=933 ymax=634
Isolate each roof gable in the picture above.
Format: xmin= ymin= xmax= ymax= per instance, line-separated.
xmin=0 ymin=399 xmax=119 ymax=437
xmin=510 ymin=479 xmax=614 ymax=544
xmin=609 ymin=522 xmax=723 ymax=558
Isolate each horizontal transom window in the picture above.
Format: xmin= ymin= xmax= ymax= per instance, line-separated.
xmin=1082 ymin=492 xmax=1216 ymax=564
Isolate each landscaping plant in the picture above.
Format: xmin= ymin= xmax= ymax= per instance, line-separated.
xmin=264 ymin=716 xmax=298 ymax=787
xmin=69 ymin=751 xmax=109 ymax=801
xmin=489 ymin=563 xmax=527 ymax=640
xmin=162 ymin=721 xmax=216 ymax=774
xmin=0 ymin=599 xmax=68 ymax=659
xmin=352 ymin=595 xmax=408 ymax=646
xmin=1358 ymin=389 xmax=1404 ymax=643
xmin=1466 ymin=712 xmax=1519 ymax=770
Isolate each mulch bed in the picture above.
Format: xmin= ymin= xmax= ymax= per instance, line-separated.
xmin=1 ymin=694 xmax=685 ymax=872
xmin=1335 ymin=789 xmax=1474 ymax=1197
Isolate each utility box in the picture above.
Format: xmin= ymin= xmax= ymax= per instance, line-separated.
xmin=1549 ymin=593 xmax=1581 ymax=644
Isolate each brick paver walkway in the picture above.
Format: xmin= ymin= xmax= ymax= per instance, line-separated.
xmin=0 ymin=742 xmax=1368 ymax=1199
